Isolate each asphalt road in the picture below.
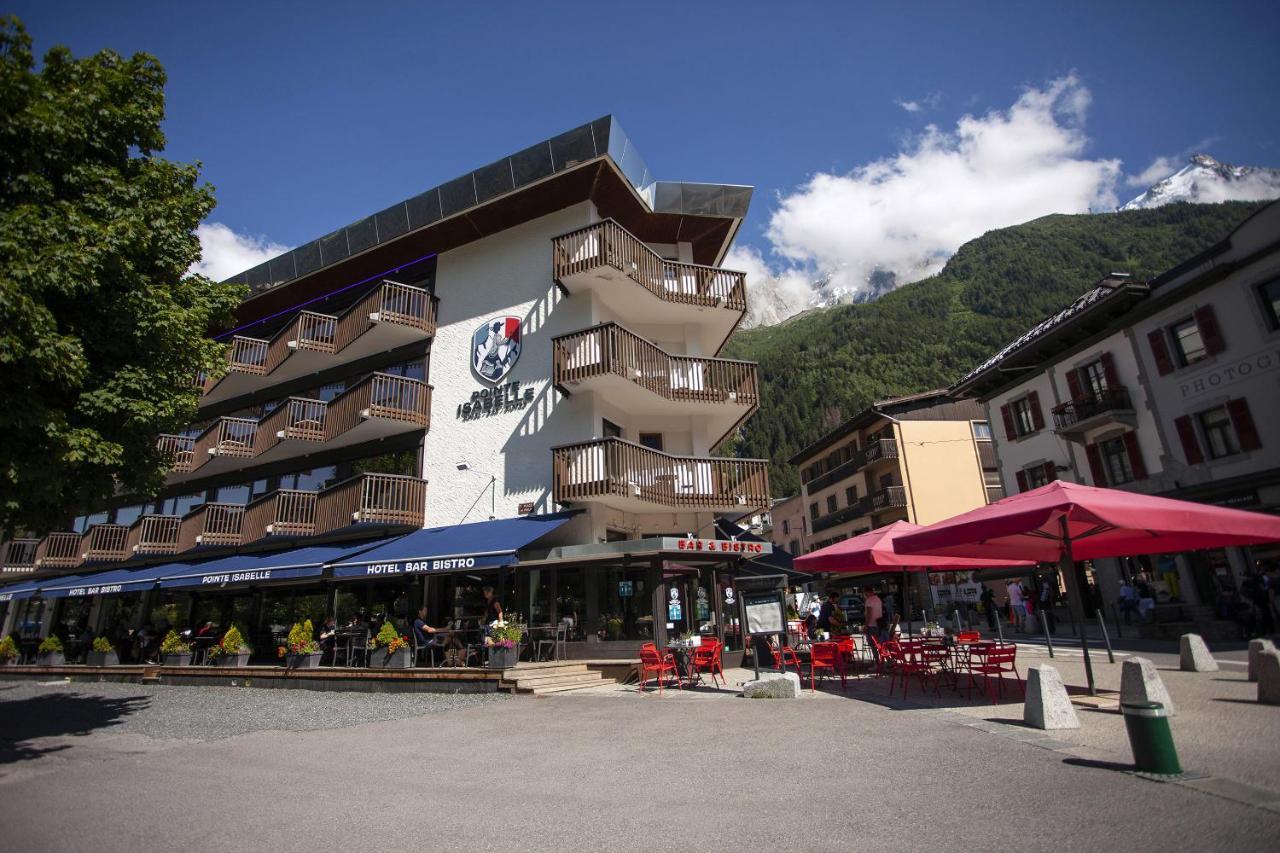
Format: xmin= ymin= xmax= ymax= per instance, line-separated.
xmin=0 ymin=680 xmax=1276 ymax=852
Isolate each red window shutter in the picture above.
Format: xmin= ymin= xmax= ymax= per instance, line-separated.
xmin=1065 ymin=369 xmax=1084 ymax=402
xmin=1000 ymin=404 xmax=1016 ymax=440
xmin=1194 ymin=305 xmax=1225 ymax=355
xmin=1148 ymin=329 xmax=1173 ymax=376
xmin=1122 ymin=431 xmax=1148 ymax=480
xmin=1084 ymin=443 xmax=1106 ymax=485
xmin=1027 ymin=391 xmax=1044 ymax=431
xmin=1042 ymin=461 xmax=1058 ymax=483
xmin=1174 ymin=415 xmax=1204 ymax=464
xmin=1227 ymin=398 xmax=1262 ymax=451
xmin=1015 ymin=470 xmax=1029 ymax=493
xmin=1100 ymin=352 xmax=1119 ymax=388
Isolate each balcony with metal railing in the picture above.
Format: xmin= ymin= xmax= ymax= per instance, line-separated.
xmin=867 ymin=486 xmax=908 ymax=516
xmin=804 ymin=439 xmax=901 ymax=495
xmin=1 ymin=539 xmax=39 ymax=573
xmin=1052 ymin=387 xmax=1136 ymax=441
xmin=552 ymin=220 xmax=747 ymax=355
xmin=553 ymin=323 xmax=758 ymax=445
xmin=201 ymin=281 xmax=437 ymax=406
xmin=315 ymin=473 xmax=427 ymax=535
xmin=552 ymin=438 xmax=770 ymax=513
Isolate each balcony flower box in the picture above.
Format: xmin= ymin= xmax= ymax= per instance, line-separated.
xmin=87 ymin=650 xmax=120 ymax=667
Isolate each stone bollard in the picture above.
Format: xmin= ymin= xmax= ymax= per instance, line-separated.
xmin=1120 ymin=657 xmax=1176 ymax=716
xmin=1248 ymin=639 xmax=1277 ymax=683
xmin=743 ymin=671 xmax=801 ymax=699
xmin=1179 ymin=634 xmax=1218 ymax=672
xmin=1024 ymin=664 xmax=1079 ymax=730
xmin=1258 ymin=650 xmax=1280 ymax=706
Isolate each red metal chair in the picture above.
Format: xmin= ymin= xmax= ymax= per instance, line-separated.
xmin=809 ymin=641 xmax=846 ymax=693
xmin=770 ymin=640 xmax=804 ymax=674
xmin=691 ymin=638 xmax=724 ymax=687
xmin=869 ymin=634 xmax=893 ymax=677
xmin=638 ymin=642 xmax=681 ymax=693
xmin=887 ymin=638 xmax=934 ymax=699
xmin=967 ymin=641 xmax=1023 ymax=703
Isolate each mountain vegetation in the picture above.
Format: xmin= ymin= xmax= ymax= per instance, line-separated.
xmin=723 ymin=201 xmax=1267 ymax=497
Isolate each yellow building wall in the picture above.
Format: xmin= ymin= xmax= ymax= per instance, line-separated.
xmin=896 ymin=420 xmax=987 ymax=525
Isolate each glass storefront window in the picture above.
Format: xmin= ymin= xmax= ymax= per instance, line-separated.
xmin=596 ymin=568 xmax=650 ymax=641
xmin=555 ymin=568 xmax=586 ymax=639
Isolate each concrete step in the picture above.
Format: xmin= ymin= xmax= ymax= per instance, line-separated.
xmin=507 ymin=661 xmax=588 ymax=672
xmin=528 ymin=678 xmax=616 ymax=695
xmin=506 ymin=671 xmax=604 ymax=689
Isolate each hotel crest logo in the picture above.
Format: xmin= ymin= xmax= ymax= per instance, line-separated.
xmin=458 ymin=315 xmax=534 ymax=421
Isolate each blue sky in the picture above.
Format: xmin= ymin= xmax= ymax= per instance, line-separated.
xmin=12 ymin=1 xmax=1280 ymax=294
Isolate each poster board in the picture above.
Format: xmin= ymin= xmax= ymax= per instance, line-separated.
xmin=743 ymin=592 xmax=786 ymax=635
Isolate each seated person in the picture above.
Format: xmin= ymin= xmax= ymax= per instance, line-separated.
xmin=316 ymin=616 xmax=339 ymax=661
xmin=411 ymin=607 xmax=464 ymax=665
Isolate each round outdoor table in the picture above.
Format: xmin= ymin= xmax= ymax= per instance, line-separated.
xmin=667 ymin=644 xmax=702 ymax=686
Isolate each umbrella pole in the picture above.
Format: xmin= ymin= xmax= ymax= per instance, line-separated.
xmin=903 ymin=569 xmax=913 ymax=639
xmin=1060 ymin=517 xmax=1096 ymax=696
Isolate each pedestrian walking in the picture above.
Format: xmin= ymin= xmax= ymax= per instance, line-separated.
xmin=1006 ymin=579 xmax=1025 ymax=631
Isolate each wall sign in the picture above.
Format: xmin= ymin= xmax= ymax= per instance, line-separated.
xmin=472 ymin=316 xmax=522 ymax=383
xmin=518 ymin=502 xmax=535 ymax=515
xmin=333 ymin=552 xmax=513 ymax=577
xmin=662 ymin=537 xmax=770 ymax=555
xmin=618 ymin=580 xmax=634 ymax=597
xmin=456 ymin=380 xmax=535 ymax=420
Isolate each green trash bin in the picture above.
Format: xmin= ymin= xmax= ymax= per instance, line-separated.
xmin=1120 ymin=701 xmax=1182 ymax=775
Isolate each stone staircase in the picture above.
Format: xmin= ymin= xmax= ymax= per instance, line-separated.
xmin=498 ymin=661 xmax=615 ymax=695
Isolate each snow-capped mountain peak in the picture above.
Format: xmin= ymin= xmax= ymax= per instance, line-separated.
xmin=1121 ymin=154 xmax=1280 ymax=210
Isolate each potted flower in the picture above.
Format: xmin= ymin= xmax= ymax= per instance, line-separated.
xmin=209 ymin=625 xmax=252 ymax=667
xmin=160 ymin=630 xmax=192 ymax=667
xmin=36 ymin=635 xmax=65 ymax=667
xmin=599 ymin=613 xmax=623 ymax=641
xmin=367 ymin=620 xmax=412 ymax=669
xmin=0 ymin=635 xmax=18 ymax=666
xmin=486 ymin=615 xmax=525 ymax=669
xmin=277 ymin=620 xmax=321 ymax=669
xmin=87 ymin=636 xmax=119 ymax=667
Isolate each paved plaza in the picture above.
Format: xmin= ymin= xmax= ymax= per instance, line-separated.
xmin=1 ymin=639 xmax=1277 ymax=852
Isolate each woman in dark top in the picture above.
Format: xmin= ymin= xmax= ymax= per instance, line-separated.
xmin=483 ymin=586 xmax=504 ymax=624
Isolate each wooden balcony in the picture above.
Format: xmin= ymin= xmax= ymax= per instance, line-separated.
xmin=1052 ymin=388 xmax=1136 ymax=442
xmin=201 ymin=281 xmax=437 ymax=406
xmin=1 ymin=539 xmax=39 ymax=573
xmin=324 ymin=373 xmax=431 ymax=450
xmin=35 ymin=532 xmax=82 ymax=571
xmin=241 ymin=489 xmax=318 ymax=542
xmin=315 ymin=473 xmax=427 ymax=534
xmin=185 ymin=417 xmax=258 ymax=477
xmin=553 ymin=323 xmax=758 ymax=445
xmin=126 ymin=514 xmax=183 ymax=557
xmin=552 ymin=438 xmax=770 ymax=513
xmin=178 ymin=503 xmax=245 ymax=551
xmin=80 ymin=524 xmax=130 ymax=564
xmin=157 ymin=434 xmax=197 ymax=473
xmin=867 ymin=486 xmax=908 ymax=516
xmin=553 ymin=220 xmax=747 ymax=355
xmin=253 ymin=397 xmax=328 ymax=461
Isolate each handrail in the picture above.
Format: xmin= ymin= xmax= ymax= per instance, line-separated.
xmin=553 ymin=323 xmax=758 ymax=406
xmin=552 ymin=437 xmax=769 ymax=509
xmin=126 ymin=514 xmax=182 ymax=556
xmin=553 ymin=220 xmax=747 ymax=312
xmin=315 ymin=473 xmax=427 ymax=533
xmin=242 ymin=489 xmax=318 ymax=541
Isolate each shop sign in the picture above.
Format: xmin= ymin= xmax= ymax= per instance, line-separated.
xmin=667 ymin=586 xmax=682 ymax=621
xmin=456 ymin=380 xmax=535 ymax=421
xmin=618 ymin=580 xmax=634 ymax=597
xmin=1177 ymin=344 xmax=1280 ymax=400
xmin=68 ymin=584 xmax=124 ymax=597
xmin=340 ymin=552 xmax=512 ymax=577
xmin=518 ymin=502 xmax=535 ymax=515
xmin=662 ymin=537 xmax=770 ymax=556
xmin=202 ymin=571 xmax=272 ymax=586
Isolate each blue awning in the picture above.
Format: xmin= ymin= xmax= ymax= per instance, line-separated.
xmin=157 ymin=538 xmax=399 ymax=590
xmin=0 ymin=579 xmax=42 ymax=602
xmin=39 ymin=564 xmax=174 ymax=599
xmin=330 ymin=513 xmax=576 ymax=579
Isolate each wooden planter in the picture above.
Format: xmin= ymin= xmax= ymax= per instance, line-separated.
xmin=285 ymin=652 xmax=322 ymax=669
xmin=367 ymin=646 xmax=412 ymax=669
xmin=36 ymin=652 xmax=66 ymax=667
xmin=87 ymin=650 xmax=120 ymax=667
xmin=162 ymin=653 xmax=192 ymax=667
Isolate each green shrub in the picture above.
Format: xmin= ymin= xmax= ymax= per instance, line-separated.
xmin=160 ymin=630 xmax=190 ymax=655
xmin=0 ymin=635 xmax=18 ymax=659
xmin=37 ymin=635 xmax=63 ymax=654
xmin=211 ymin=625 xmax=251 ymax=658
xmin=91 ymin=636 xmax=114 ymax=653
xmin=279 ymin=620 xmax=319 ymax=657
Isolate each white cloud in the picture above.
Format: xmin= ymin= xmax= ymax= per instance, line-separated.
xmin=1126 ymin=156 xmax=1180 ymax=188
xmin=740 ymin=75 xmax=1122 ymax=324
xmin=896 ymin=99 xmax=922 ymax=113
xmin=895 ymin=92 xmax=942 ymax=114
xmin=191 ymin=222 xmax=289 ymax=281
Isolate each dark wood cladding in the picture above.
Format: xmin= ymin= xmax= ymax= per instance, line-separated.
xmin=553 ymin=438 xmax=769 ymax=510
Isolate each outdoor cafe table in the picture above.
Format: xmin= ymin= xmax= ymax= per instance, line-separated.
xmin=667 ymin=640 xmax=703 ymax=686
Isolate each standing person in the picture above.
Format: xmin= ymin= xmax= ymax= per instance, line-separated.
xmin=1006 ymin=579 xmax=1025 ymax=632
xmin=816 ymin=591 xmax=839 ymax=638
xmin=482 ymin=586 xmax=504 ymax=627
xmin=863 ymin=586 xmax=884 ymax=649
xmin=1118 ymin=579 xmax=1138 ymax=625
xmin=980 ymin=585 xmax=998 ymax=632
xmin=1038 ymin=577 xmax=1057 ymax=634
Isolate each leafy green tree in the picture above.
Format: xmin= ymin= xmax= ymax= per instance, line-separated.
xmin=0 ymin=18 xmax=243 ymax=536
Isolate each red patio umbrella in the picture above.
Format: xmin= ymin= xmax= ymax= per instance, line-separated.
xmin=894 ymin=480 xmax=1280 ymax=692
xmin=795 ymin=521 xmax=1036 ymax=639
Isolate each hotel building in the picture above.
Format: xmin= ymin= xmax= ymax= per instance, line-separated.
xmin=0 ymin=117 xmax=773 ymax=662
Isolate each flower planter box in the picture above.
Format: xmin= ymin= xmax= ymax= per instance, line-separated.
xmin=487 ymin=646 xmax=519 ymax=670
xmin=0 ymin=657 xmax=16 ymax=667
xmin=285 ymin=652 xmax=322 ymax=669
xmin=367 ymin=647 xmax=412 ymax=669
xmin=162 ymin=653 xmax=192 ymax=667
xmin=87 ymin=650 xmax=120 ymax=667
xmin=212 ymin=652 xmax=251 ymax=667
xmin=36 ymin=652 xmax=66 ymax=667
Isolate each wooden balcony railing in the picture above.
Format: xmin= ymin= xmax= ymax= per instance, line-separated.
xmin=241 ymin=490 xmax=318 ymax=541
xmin=552 ymin=438 xmax=770 ymax=510
xmin=1 ymin=539 xmax=39 ymax=572
xmin=255 ymin=397 xmax=328 ymax=454
xmin=204 ymin=281 xmax=436 ymax=394
xmin=35 ymin=532 xmax=82 ymax=570
xmin=190 ymin=417 xmax=258 ymax=470
xmin=126 ymin=514 xmax=183 ymax=556
xmin=325 ymin=373 xmax=431 ymax=439
xmin=178 ymin=503 xmax=245 ymax=551
xmin=553 ymin=323 xmax=759 ymax=406
xmin=315 ymin=473 xmax=427 ymax=534
xmin=157 ymin=434 xmax=197 ymax=473
xmin=80 ymin=524 xmax=130 ymax=563
xmin=553 ymin=220 xmax=747 ymax=312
